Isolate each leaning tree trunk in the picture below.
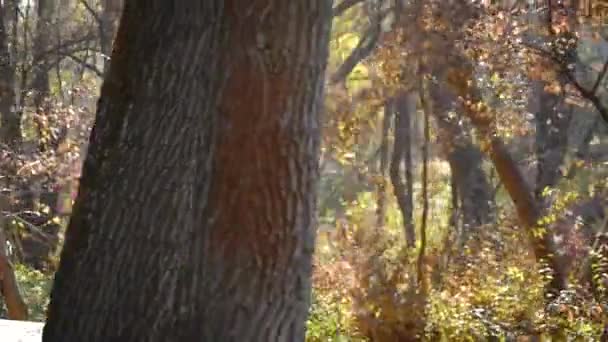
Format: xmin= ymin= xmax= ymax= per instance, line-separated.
xmin=43 ymin=1 xmax=332 ymax=341
xmin=0 ymin=193 xmax=28 ymax=320
xmin=445 ymin=62 xmax=568 ymax=295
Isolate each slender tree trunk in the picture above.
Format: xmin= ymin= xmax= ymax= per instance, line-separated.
xmin=43 ymin=1 xmax=332 ymax=341
xmin=376 ymin=101 xmax=392 ymax=229
xmin=0 ymin=195 xmax=28 ymax=320
xmin=31 ymin=0 xmax=55 ymax=152
xmin=100 ymin=0 xmax=122 ymax=72
xmin=390 ymin=93 xmax=416 ymax=248
xmin=403 ymin=95 xmax=415 ymax=243
xmin=31 ymin=0 xmax=54 ymax=108
xmin=0 ymin=1 xmax=19 ymax=146
xmin=449 ymin=171 xmax=459 ymax=230
xmin=0 ymin=229 xmax=28 ymax=320
xmin=417 ymin=91 xmax=429 ymax=292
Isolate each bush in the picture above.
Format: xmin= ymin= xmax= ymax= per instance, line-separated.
xmin=0 ymin=264 xmax=53 ymax=321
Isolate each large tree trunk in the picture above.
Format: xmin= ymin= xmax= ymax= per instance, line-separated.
xmin=43 ymin=1 xmax=332 ymax=341
xmin=0 ymin=1 xmax=19 ymax=146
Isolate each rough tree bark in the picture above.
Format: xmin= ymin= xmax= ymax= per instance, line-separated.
xmin=43 ymin=1 xmax=332 ymax=341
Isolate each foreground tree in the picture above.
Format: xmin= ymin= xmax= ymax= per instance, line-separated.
xmin=42 ymin=1 xmax=333 ymax=341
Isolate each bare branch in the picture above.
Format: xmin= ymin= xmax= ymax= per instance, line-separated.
xmin=77 ymin=0 xmax=103 ymax=26
xmin=332 ymin=0 xmax=367 ymax=17
xmin=330 ymin=27 xmax=380 ymax=84
xmin=563 ymin=70 xmax=608 ymax=125
xmin=592 ymin=58 xmax=608 ymax=94
xmin=65 ymin=53 xmax=104 ymax=77
xmin=31 ymin=32 xmax=96 ymax=64
xmin=523 ymin=41 xmax=608 ymax=125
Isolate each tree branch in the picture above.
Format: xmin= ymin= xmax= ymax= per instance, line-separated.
xmin=592 ymin=58 xmax=608 ymax=94
xmin=77 ymin=0 xmax=103 ymax=27
xmin=332 ymin=0 xmax=367 ymax=17
xmin=330 ymin=28 xmax=380 ymax=84
xmin=523 ymin=42 xmax=608 ymax=125
xmin=564 ymin=70 xmax=608 ymax=125
xmin=65 ymin=53 xmax=104 ymax=77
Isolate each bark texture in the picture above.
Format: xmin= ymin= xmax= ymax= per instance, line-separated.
xmin=43 ymin=1 xmax=332 ymax=341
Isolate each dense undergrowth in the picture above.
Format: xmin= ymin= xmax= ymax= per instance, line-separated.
xmin=306 ymin=164 xmax=608 ymax=341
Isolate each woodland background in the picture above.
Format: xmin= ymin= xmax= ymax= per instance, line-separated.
xmin=1 ymin=0 xmax=608 ymax=340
